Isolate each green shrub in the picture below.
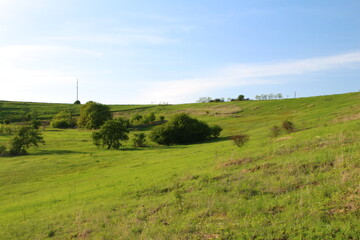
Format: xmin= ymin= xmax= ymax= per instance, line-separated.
xmin=282 ymin=120 xmax=295 ymax=133
xmin=78 ymin=101 xmax=112 ymax=129
xmin=50 ymin=110 xmax=76 ymax=128
xmin=0 ymin=144 xmax=6 ymax=155
xmin=150 ymin=113 xmax=212 ymax=145
xmin=139 ymin=113 xmax=156 ymax=125
xmin=159 ymin=116 xmax=165 ymax=122
xmin=270 ymin=125 xmax=281 ymax=137
xmin=230 ymin=134 xmax=249 ymax=147
xmin=133 ymin=133 xmax=146 ymax=147
xmin=9 ymin=126 xmax=45 ymax=155
xmin=92 ymin=118 xmax=129 ymax=149
xmin=130 ymin=114 xmax=143 ymax=125
xmin=210 ymin=125 xmax=223 ymax=138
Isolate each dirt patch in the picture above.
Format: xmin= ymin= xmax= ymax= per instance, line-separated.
xmin=275 ymin=136 xmax=293 ymax=142
xmin=242 ymin=163 xmax=277 ymax=173
xmin=332 ymin=112 xmax=360 ymax=123
xmin=220 ymin=158 xmax=252 ymax=167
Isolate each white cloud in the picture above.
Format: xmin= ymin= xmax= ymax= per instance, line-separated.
xmin=143 ymin=51 xmax=360 ymax=103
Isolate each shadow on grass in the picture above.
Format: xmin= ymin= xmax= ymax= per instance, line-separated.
xmin=32 ymin=150 xmax=88 ymax=155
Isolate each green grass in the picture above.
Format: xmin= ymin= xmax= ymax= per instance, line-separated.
xmin=0 ymin=92 xmax=359 ymax=239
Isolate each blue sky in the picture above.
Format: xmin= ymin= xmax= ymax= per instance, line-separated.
xmin=0 ymin=0 xmax=359 ymax=104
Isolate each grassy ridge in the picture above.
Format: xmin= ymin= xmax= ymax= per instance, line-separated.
xmin=0 ymin=92 xmax=359 ymax=239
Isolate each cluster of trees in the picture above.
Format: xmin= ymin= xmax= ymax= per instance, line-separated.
xmin=150 ymin=113 xmax=222 ymax=145
xmin=1 ymin=100 xmax=224 ymax=155
xmin=197 ymin=95 xmax=249 ymax=103
xmin=130 ymin=113 xmax=165 ymax=126
xmin=255 ymin=93 xmax=283 ymax=100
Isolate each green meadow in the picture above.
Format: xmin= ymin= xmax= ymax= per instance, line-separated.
xmin=0 ymin=92 xmax=359 ymax=239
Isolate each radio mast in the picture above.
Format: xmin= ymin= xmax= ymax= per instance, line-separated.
xmin=76 ymin=79 xmax=79 ymax=101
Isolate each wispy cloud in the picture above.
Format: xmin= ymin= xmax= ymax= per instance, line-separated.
xmin=48 ymin=33 xmax=173 ymax=45
xmin=143 ymin=51 xmax=360 ymax=103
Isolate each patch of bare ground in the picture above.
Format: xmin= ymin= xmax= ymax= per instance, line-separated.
xmin=220 ymin=158 xmax=252 ymax=168
xmin=176 ymin=105 xmax=244 ymax=117
xmin=268 ymin=181 xmax=320 ymax=195
xmin=241 ymin=163 xmax=277 ymax=173
xmin=275 ymin=136 xmax=293 ymax=142
xmin=332 ymin=112 xmax=360 ymax=123
xmin=326 ymin=187 xmax=360 ymax=216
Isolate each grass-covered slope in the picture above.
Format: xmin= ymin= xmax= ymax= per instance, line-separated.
xmin=0 ymin=92 xmax=359 ymax=239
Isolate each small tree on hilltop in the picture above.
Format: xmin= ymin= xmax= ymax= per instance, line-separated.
xmin=9 ymin=126 xmax=45 ymax=155
xmin=78 ymin=101 xmax=112 ymax=129
xmin=92 ymin=118 xmax=129 ymax=149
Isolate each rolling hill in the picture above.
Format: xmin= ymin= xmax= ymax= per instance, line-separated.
xmin=0 ymin=92 xmax=359 ymax=239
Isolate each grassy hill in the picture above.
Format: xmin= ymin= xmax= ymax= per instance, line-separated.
xmin=0 ymin=92 xmax=359 ymax=239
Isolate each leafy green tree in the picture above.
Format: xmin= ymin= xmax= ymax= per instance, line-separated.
xmin=92 ymin=118 xmax=129 ymax=149
xmin=237 ymin=95 xmax=245 ymax=101
xmin=150 ymin=113 xmax=213 ymax=145
xmin=78 ymin=101 xmax=112 ymax=129
xmin=9 ymin=126 xmax=45 ymax=155
xmin=50 ymin=110 xmax=76 ymax=128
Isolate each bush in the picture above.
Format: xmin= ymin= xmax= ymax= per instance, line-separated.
xmin=270 ymin=125 xmax=281 ymax=137
xmin=92 ymin=118 xmax=129 ymax=149
xmin=130 ymin=114 xmax=143 ymax=125
xmin=9 ymin=126 xmax=45 ymax=155
xmin=133 ymin=133 xmax=146 ymax=147
xmin=141 ymin=112 xmax=156 ymax=125
xmin=0 ymin=144 xmax=6 ymax=155
xmin=78 ymin=101 xmax=112 ymax=129
xmin=282 ymin=120 xmax=295 ymax=133
xmin=74 ymin=100 xmax=81 ymax=104
xmin=50 ymin=110 xmax=76 ymax=128
xmin=230 ymin=134 xmax=249 ymax=147
xmin=150 ymin=113 xmax=213 ymax=145
xmin=211 ymin=125 xmax=223 ymax=138
xmin=159 ymin=116 xmax=165 ymax=122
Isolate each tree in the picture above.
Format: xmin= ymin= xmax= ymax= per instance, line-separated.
xmin=78 ymin=101 xmax=112 ymax=129
xmin=92 ymin=118 xmax=129 ymax=149
xmin=196 ymin=97 xmax=212 ymax=103
xmin=150 ymin=113 xmax=215 ymax=145
xmin=9 ymin=126 xmax=45 ymax=155
xmin=50 ymin=110 xmax=76 ymax=128
xmin=237 ymin=95 xmax=245 ymax=101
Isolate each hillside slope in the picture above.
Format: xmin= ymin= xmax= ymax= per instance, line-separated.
xmin=0 ymin=92 xmax=359 ymax=239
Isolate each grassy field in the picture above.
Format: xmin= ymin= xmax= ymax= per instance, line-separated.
xmin=0 ymin=92 xmax=359 ymax=239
